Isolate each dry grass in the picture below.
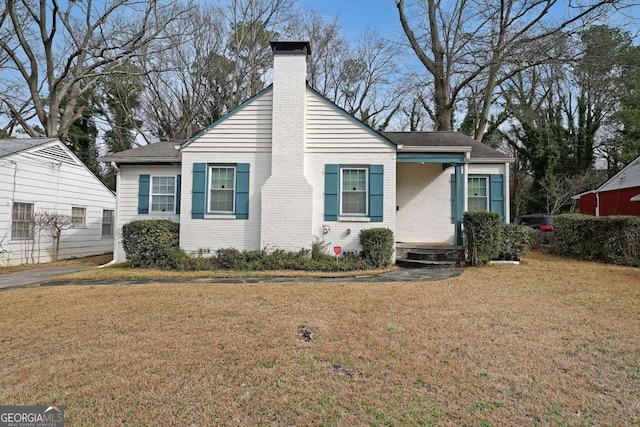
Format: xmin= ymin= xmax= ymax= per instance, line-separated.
xmin=1 ymin=252 xmax=639 ymax=426
xmin=0 ymin=254 xmax=112 ymax=274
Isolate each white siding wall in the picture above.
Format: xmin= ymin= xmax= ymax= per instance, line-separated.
xmin=599 ymin=157 xmax=640 ymax=192
xmin=396 ymin=163 xmax=455 ymax=243
xmin=0 ymin=142 xmax=115 ymax=266
xmin=180 ymin=91 xmax=273 ymax=253
xmin=306 ymin=89 xmax=397 ymax=253
xmin=115 ymin=165 xmax=181 ymax=262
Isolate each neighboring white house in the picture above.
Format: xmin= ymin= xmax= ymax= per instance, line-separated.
xmin=0 ymin=138 xmax=116 ymax=266
xmin=100 ymin=41 xmax=513 ymax=263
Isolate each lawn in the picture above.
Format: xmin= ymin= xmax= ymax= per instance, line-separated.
xmin=1 ymin=252 xmax=638 ymax=426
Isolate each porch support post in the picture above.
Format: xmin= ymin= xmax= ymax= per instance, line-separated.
xmin=454 ymin=163 xmax=464 ymax=246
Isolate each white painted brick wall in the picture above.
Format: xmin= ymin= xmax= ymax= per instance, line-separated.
xmin=396 ymin=163 xmax=455 ymax=244
xmin=180 ymin=152 xmax=271 ymax=253
xmin=305 ymin=152 xmax=397 ymax=254
xmin=260 ymin=52 xmax=314 ymax=251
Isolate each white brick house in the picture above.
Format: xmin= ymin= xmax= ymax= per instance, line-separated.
xmin=101 ymin=41 xmax=513 ymax=263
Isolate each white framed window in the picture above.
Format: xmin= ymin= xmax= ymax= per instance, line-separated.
xmin=102 ymin=210 xmax=114 ymax=237
xmin=208 ymin=166 xmax=235 ymax=213
xmin=468 ymin=177 xmax=489 ymax=211
xmin=71 ymin=207 xmax=86 ymax=227
xmin=151 ymin=176 xmax=176 ymax=213
xmin=341 ymin=168 xmax=368 ymax=215
xmin=12 ymin=202 xmax=34 ymax=240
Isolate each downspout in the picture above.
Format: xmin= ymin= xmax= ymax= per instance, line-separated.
xmin=103 ymin=161 xmax=121 ymax=264
xmin=595 ymin=191 xmax=600 ymax=217
xmin=504 ymin=162 xmax=510 ymax=224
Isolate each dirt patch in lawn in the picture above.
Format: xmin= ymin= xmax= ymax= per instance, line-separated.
xmin=0 ymin=254 xmax=112 ymax=275
xmin=0 ymin=251 xmax=638 ymax=426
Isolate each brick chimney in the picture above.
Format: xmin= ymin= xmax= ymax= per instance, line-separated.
xmin=260 ymin=41 xmax=314 ymax=251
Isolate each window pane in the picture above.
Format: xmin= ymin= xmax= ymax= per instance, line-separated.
xmin=342 ymin=169 xmax=366 ymax=191
xmin=151 ymin=176 xmax=176 ymax=212
xmin=468 ymin=178 xmax=487 ymax=197
xmin=151 ymin=195 xmax=175 ymax=212
xmin=468 ymin=197 xmax=488 ymax=211
xmin=342 ymin=192 xmax=366 ymax=214
xmin=209 ymin=190 xmax=234 ymax=212
xmin=72 ymin=207 xmax=86 ymax=227
xmin=210 ymin=168 xmax=234 ymax=190
xmin=12 ymin=203 xmax=34 ymax=240
xmin=102 ymin=210 xmax=114 ymax=237
xmin=152 ymin=176 xmax=175 ymax=194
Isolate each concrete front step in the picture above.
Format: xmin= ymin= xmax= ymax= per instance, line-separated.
xmin=396 ymin=258 xmax=459 ymax=268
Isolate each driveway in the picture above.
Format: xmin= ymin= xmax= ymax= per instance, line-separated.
xmin=0 ymin=266 xmax=93 ymax=290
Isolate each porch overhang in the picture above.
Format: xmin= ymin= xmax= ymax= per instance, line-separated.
xmin=396 ymin=145 xmax=470 ymax=164
xmin=397 ymin=152 xmax=466 ymax=163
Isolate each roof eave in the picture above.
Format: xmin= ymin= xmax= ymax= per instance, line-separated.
xmin=469 ymin=157 xmax=515 ymax=164
xmin=398 ymin=145 xmax=471 ymax=153
xmin=98 ymin=156 xmax=181 ymax=164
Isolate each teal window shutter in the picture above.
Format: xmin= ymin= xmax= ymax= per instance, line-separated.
xmin=192 ymin=163 xmax=206 ymax=219
xmin=369 ymin=165 xmax=384 ymax=222
xmin=138 ymin=174 xmax=150 ymax=214
xmin=324 ymin=164 xmax=339 ymax=221
xmin=450 ymin=174 xmax=456 ymax=224
xmin=235 ymin=163 xmax=250 ymax=219
xmin=175 ymin=174 xmax=181 ymax=214
xmin=490 ymin=174 xmax=505 ymax=221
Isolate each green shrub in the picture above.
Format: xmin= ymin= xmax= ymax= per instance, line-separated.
xmin=553 ymin=214 xmax=640 ymax=265
xmin=208 ymin=247 xmax=366 ymax=272
xmin=122 ymin=220 xmax=180 ymax=268
xmin=498 ymin=223 xmax=532 ymax=261
xmin=359 ymin=228 xmax=394 ymax=268
xmin=463 ymin=211 xmax=502 ymax=266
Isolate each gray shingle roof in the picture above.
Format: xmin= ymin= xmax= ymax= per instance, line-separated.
xmin=0 ymin=138 xmax=57 ymax=158
xmin=99 ymin=132 xmax=511 ymax=164
xmin=382 ymin=131 xmax=512 ymax=161
xmin=99 ymin=142 xmax=182 ymax=164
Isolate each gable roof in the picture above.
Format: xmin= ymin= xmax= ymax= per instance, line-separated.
xmin=180 ymin=85 xmax=274 ymax=150
xmin=595 ymin=155 xmax=640 ymax=192
xmin=383 ymin=131 xmax=513 ymax=161
xmin=99 ymin=141 xmax=182 ymax=164
xmin=0 ymin=138 xmax=58 ymax=158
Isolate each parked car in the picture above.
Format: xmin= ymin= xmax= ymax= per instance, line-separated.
xmin=516 ymin=214 xmax=554 ymax=231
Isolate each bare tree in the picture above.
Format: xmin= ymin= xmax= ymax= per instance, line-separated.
xmin=286 ymin=12 xmax=400 ymax=129
xmin=140 ymin=0 xmax=295 ymax=141
xmin=396 ymin=0 xmax=618 ymax=139
xmin=0 ymin=0 xmax=191 ymax=140
xmin=34 ymin=210 xmax=73 ymax=262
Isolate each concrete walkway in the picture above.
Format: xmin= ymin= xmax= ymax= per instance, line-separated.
xmin=0 ymin=266 xmax=92 ymax=290
xmin=40 ymin=266 xmax=462 ymax=287
xmin=0 ymin=265 xmax=463 ymax=291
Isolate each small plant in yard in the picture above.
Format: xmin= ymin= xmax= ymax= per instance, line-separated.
xmin=360 ymin=227 xmax=394 ymax=268
xmin=463 ymin=211 xmax=501 ymax=266
xmin=497 ymin=223 xmax=532 ymax=261
xmin=122 ymin=220 xmax=181 ymax=269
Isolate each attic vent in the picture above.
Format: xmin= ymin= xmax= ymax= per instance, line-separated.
xmin=32 ymin=145 xmax=77 ymax=165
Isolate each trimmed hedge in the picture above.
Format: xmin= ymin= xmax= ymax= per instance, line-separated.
xmin=553 ymin=214 xmax=640 ymax=265
xmin=360 ymin=227 xmax=395 ymax=268
xmin=463 ymin=211 xmax=502 ymax=266
xmin=122 ymin=220 xmax=182 ymax=269
xmin=498 ymin=223 xmax=532 ymax=261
